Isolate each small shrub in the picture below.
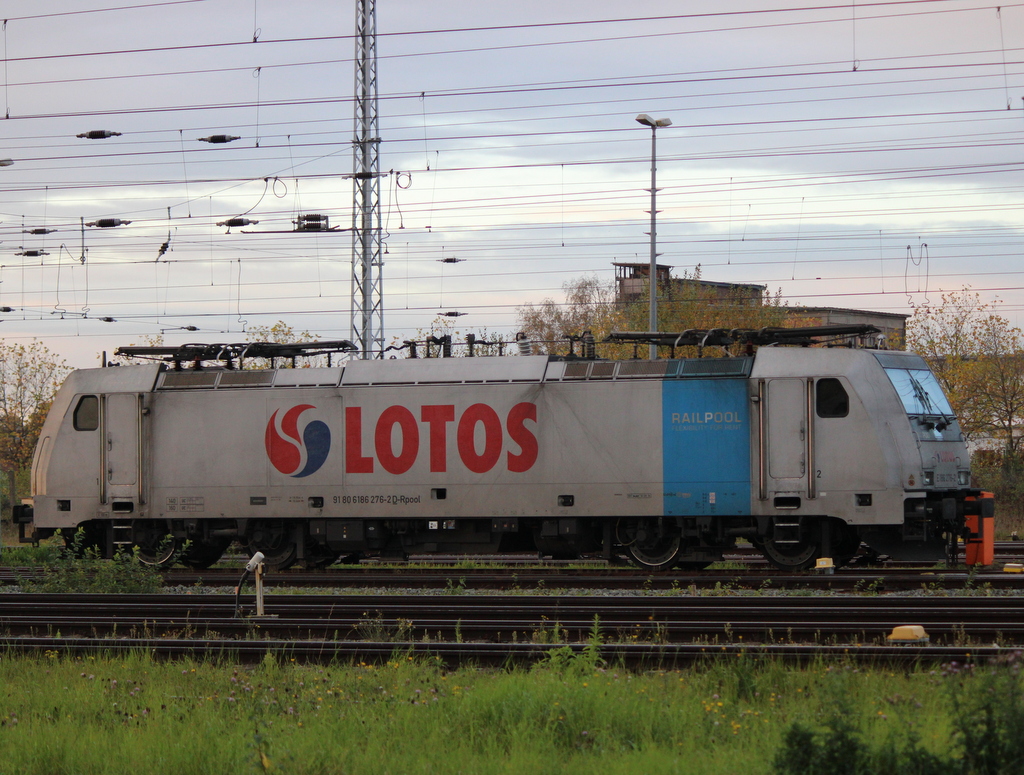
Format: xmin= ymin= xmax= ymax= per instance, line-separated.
xmin=16 ymin=529 xmax=161 ymax=594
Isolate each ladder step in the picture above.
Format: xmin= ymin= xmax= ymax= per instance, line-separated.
xmin=773 ymin=521 xmax=803 ymax=544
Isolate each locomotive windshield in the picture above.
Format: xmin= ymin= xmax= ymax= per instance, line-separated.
xmin=883 ymin=368 xmax=955 ymax=418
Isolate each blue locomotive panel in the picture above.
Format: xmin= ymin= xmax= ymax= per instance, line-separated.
xmin=662 ymin=379 xmax=751 ymax=515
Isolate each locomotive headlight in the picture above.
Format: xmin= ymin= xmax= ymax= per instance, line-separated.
xmin=958 ymin=470 xmax=971 ymax=486
xmin=922 ymin=470 xmax=934 ymax=486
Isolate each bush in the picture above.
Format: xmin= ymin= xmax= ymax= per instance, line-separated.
xmin=774 ymin=655 xmax=1024 ymax=775
xmin=16 ymin=528 xmax=161 ymax=593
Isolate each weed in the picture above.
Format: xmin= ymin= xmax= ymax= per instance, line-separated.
xmin=353 ymin=612 xmax=413 ymax=642
xmin=951 ymin=623 xmax=970 ymax=647
xmin=854 ymin=577 xmax=885 ymax=595
xmin=963 ymin=564 xmax=979 ymax=591
xmin=443 ymin=577 xmax=467 ymax=594
xmin=531 ymin=616 xmax=564 ymax=644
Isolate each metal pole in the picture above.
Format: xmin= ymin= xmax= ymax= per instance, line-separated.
xmin=648 ymin=125 xmax=658 ymax=360
xmin=255 ymin=562 xmax=265 ymax=616
xmin=351 ymin=0 xmax=383 ymax=359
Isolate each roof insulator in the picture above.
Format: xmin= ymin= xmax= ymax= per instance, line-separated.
xmin=198 ymin=134 xmax=241 ymax=143
xmin=86 ymin=218 xmax=131 ymax=228
xmin=216 ymin=217 xmax=258 ymax=228
xmin=77 ymin=130 xmax=122 ymax=139
xmin=293 ymin=213 xmax=330 ymax=231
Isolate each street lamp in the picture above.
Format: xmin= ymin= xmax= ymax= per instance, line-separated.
xmin=636 ymin=113 xmax=672 ymax=360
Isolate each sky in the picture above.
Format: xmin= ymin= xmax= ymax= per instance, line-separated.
xmin=1 ymin=0 xmax=1024 ymax=367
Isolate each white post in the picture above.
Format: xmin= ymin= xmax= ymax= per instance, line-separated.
xmin=648 ymin=124 xmax=658 ymax=360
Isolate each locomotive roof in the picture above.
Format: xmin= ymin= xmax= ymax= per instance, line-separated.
xmin=68 ymin=343 xmax=924 ymax=394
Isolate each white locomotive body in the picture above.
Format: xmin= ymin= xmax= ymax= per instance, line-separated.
xmin=15 ymin=338 xmax=989 ymax=570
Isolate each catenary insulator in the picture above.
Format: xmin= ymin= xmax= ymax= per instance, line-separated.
xmin=216 ymin=218 xmax=258 ymax=228
xmin=23 ymin=228 xmax=55 ymax=235
xmin=16 ymin=249 xmax=48 ymax=257
xmin=294 ymin=214 xmax=329 ymax=230
xmin=86 ymin=219 xmax=131 ymax=227
xmin=198 ymin=135 xmax=240 ymax=143
xmin=77 ymin=130 xmax=121 ymax=139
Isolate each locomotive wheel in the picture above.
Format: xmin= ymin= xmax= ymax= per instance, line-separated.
xmin=135 ymin=535 xmax=181 ymax=567
xmin=302 ymin=541 xmax=342 ymax=570
xmin=245 ymin=521 xmax=299 ymax=571
xmin=621 ymin=519 xmax=683 ymax=570
xmin=831 ymin=526 xmax=863 ymax=568
xmin=760 ymin=537 xmax=818 ymax=571
xmin=179 ymin=538 xmax=231 ymax=570
xmin=675 ymin=561 xmax=713 ymax=571
xmin=246 ymin=542 xmax=298 ymax=572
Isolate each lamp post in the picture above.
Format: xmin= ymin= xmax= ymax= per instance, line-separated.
xmin=635 ymin=113 xmax=672 ymax=360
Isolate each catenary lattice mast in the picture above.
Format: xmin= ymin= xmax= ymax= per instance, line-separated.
xmin=351 ymin=0 xmax=383 ymax=359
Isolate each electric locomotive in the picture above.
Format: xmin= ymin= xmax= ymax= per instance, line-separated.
xmin=12 ymin=326 xmax=991 ymax=571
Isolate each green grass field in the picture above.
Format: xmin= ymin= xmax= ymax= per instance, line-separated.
xmin=0 ymin=649 xmax=1018 ymax=774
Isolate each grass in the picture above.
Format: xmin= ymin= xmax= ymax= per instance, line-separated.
xmin=0 ymin=649 xmax=1018 ymax=773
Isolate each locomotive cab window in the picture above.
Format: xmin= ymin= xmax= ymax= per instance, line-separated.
xmin=816 ymin=378 xmax=849 ymax=418
xmin=73 ymin=395 xmax=99 ymax=431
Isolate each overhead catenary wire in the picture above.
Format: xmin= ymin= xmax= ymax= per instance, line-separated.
xmin=4 ymin=1 xmax=1024 ymax=357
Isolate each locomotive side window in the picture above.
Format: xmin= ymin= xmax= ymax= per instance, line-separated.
xmin=816 ymin=378 xmax=849 ymax=418
xmin=73 ymin=395 xmax=99 ymax=431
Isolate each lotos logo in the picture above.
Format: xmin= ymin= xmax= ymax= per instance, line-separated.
xmin=265 ymin=404 xmax=331 ymax=477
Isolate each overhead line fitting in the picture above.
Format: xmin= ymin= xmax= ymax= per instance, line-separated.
xmin=77 ymin=129 xmax=121 ymax=139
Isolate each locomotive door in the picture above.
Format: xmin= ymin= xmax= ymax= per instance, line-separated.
xmin=763 ymin=378 xmax=812 ymax=496
xmin=104 ymin=393 xmax=142 ymax=503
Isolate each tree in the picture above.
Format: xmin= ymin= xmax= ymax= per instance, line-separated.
xmin=244 ymin=321 xmax=328 ymax=368
xmin=516 ymin=267 xmax=788 ymax=359
xmin=0 ymin=341 xmax=70 ymax=509
xmin=907 ymin=289 xmax=1024 ymax=514
xmin=516 ymin=274 xmax=624 ymax=355
xmin=905 ymin=289 xmax=1024 ymax=447
xmin=619 ymin=265 xmax=788 ymax=354
xmin=388 ymin=316 xmax=512 ymax=358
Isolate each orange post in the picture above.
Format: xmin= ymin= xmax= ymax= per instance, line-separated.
xmin=965 ymin=492 xmax=995 ymax=566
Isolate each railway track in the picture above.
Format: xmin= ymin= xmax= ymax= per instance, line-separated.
xmin=8 ymin=557 xmax=1024 ymax=593
xmin=142 ymin=566 xmax=1024 ymax=592
xmin=1 ymin=593 xmax=1022 ymax=667
xmin=2 ymin=637 xmax=1003 ymax=668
